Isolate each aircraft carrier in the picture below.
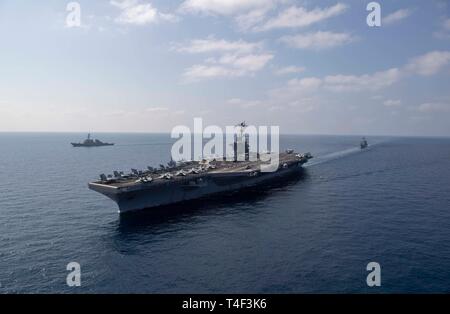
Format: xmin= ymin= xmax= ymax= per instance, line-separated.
xmin=88 ymin=150 xmax=312 ymax=214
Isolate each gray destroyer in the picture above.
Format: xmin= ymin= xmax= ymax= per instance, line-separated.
xmin=71 ymin=133 xmax=114 ymax=147
xmin=360 ymin=137 xmax=368 ymax=149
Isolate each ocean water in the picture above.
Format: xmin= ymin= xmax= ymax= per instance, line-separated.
xmin=1 ymin=133 xmax=450 ymax=293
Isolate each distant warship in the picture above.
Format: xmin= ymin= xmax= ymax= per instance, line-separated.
xmin=71 ymin=133 xmax=114 ymax=147
xmin=88 ymin=123 xmax=313 ymax=214
xmin=360 ymin=137 xmax=368 ymax=149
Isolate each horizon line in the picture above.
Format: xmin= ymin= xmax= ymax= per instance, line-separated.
xmin=0 ymin=130 xmax=449 ymax=139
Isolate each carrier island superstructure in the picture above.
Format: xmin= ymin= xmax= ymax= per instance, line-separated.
xmin=88 ymin=126 xmax=313 ymax=214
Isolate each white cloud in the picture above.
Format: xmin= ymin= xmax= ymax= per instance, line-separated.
xmin=417 ymin=102 xmax=450 ymax=113
xmin=383 ymin=8 xmax=413 ymax=25
xmin=159 ymin=13 xmax=180 ymax=23
xmin=268 ymin=105 xmax=283 ymax=111
xmin=267 ymin=70 xmax=401 ymax=113
xmin=280 ymin=31 xmax=355 ymax=50
xmin=229 ymin=78 xmax=322 ymax=114
xmin=273 ymin=50 xmax=450 ymax=95
xmin=227 ymin=98 xmax=262 ymax=108
xmin=207 ymin=49 xmax=450 ymax=127
xmin=111 ymin=0 xmax=178 ymax=25
xmin=235 ymin=8 xmax=272 ymax=31
xmin=275 ymin=66 xmax=306 ymax=75
xmin=184 ymin=65 xmax=236 ymax=80
xmin=288 ymin=77 xmax=323 ymax=91
xmin=270 ymin=77 xmax=322 ymax=101
xmin=179 ymin=1 xmax=347 ymax=32
xmin=146 ymin=106 xmax=169 ymax=112
xmin=266 ymin=77 xmax=323 ymax=113
xmin=179 ymin=0 xmax=276 ymax=16
xmin=270 ymin=68 xmax=401 ymax=104
xmin=183 ymin=53 xmax=273 ymax=81
xmin=405 ymin=51 xmax=450 ymax=76
xmin=257 ymin=3 xmax=347 ymax=31
xmin=175 ymin=37 xmax=261 ymax=54
xmin=286 ymin=98 xmax=316 ymax=113
xmin=217 ymin=53 xmax=274 ymax=71
xmin=384 ymin=99 xmax=402 ymax=107
xmin=324 ymin=68 xmax=401 ymax=92
xmin=177 ymin=37 xmax=273 ymax=81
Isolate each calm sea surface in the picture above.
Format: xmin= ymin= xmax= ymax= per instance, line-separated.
xmin=1 ymin=133 xmax=449 ymax=293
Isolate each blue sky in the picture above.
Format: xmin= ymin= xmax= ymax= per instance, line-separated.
xmin=0 ymin=0 xmax=450 ymax=136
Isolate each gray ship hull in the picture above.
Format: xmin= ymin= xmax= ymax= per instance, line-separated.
xmin=89 ymin=162 xmax=304 ymax=214
xmin=71 ymin=143 xmax=114 ymax=147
